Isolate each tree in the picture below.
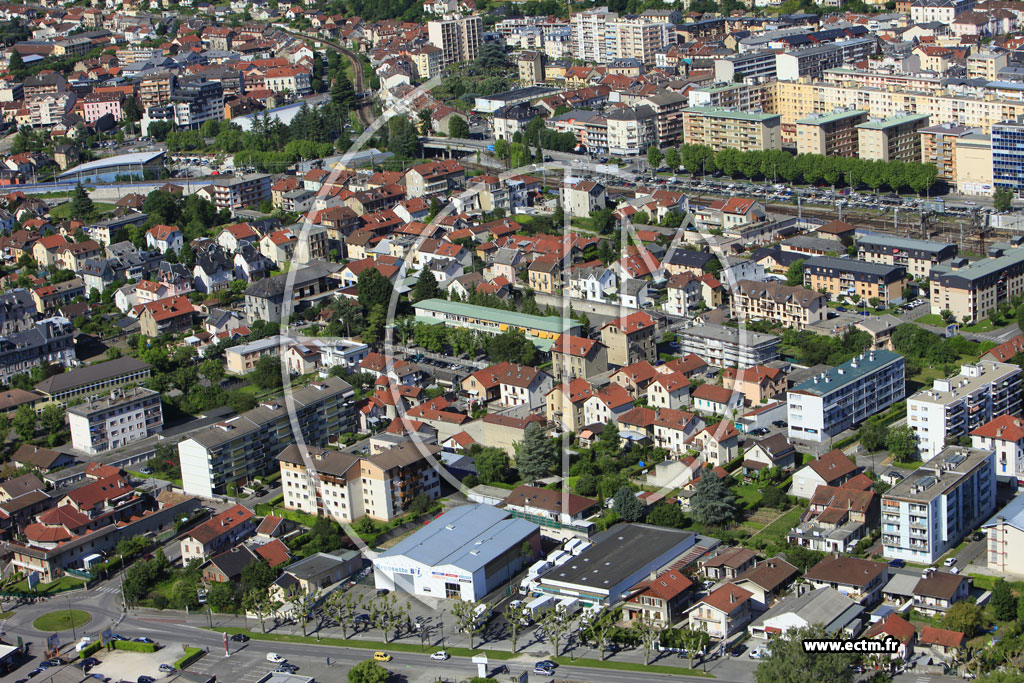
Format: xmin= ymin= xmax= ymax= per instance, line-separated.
xmin=331 ymin=69 xmax=355 ymax=110
xmin=472 ymin=446 xmax=511 ymax=484
xmin=858 ymin=419 xmax=887 ymax=453
xmin=294 ymin=586 xmax=320 ymax=636
xmin=646 ymin=501 xmax=687 ymax=528
xmin=243 ymin=587 xmax=273 ymax=633
xmin=886 ymin=425 xmax=919 ymax=464
xmin=613 ymin=485 xmax=644 ymax=522
xmin=994 ymin=187 xmax=1014 ymax=213
xmin=357 ymin=267 xmax=393 ymax=311
xmin=761 ymin=485 xmax=787 ymax=510
xmin=690 ymin=471 xmax=736 ymax=527
xmin=451 ymin=599 xmax=487 ymax=649
xmin=12 ymin=404 xmax=35 ymax=442
xmin=326 ymin=588 xmax=362 ymax=639
xmin=785 ymin=259 xmax=805 ymax=287
xmin=71 ymin=183 xmax=97 ymax=221
xmin=630 ymin=613 xmax=661 ymax=666
xmin=39 ymin=403 xmax=65 ymax=435
xmin=539 ymin=604 xmax=572 ymax=658
xmin=241 ymin=559 xmax=277 ymax=594
xmin=991 ymin=579 xmax=1016 ymax=621
xmin=754 ymin=624 xmax=856 ymax=683
xmin=8 ymin=50 xmax=25 ymax=75
xmin=0 ymin=412 xmax=11 ymax=444
xmin=347 ymin=659 xmax=389 ymax=683
xmin=665 ymin=147 xmax=680 ymax=169
xmin=586 ymin=608 xmax=620 ymax=660
xmin=250 ymin=354 xmax=284 ymax=391
xmin=515 ymin=422 xmax=558 ymax=481
xmin=647 ymin=145 xmax=663 ymax=171
xmin=943 ymin=600 xmax=983 ymax=637
xmin=505 ymin=601 xmax=530 ymax=653
xmin=412 ymin=269 xmax=443 ymax=302
xmin=448 ymin=116 xmax=469 ymax=139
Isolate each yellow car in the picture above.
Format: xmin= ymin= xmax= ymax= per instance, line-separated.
xmin=373 ymin=652 xmax=392 ymax=662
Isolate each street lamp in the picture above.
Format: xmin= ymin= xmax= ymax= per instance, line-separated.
xmin=67 ymin=595 xmax=76 ymax=642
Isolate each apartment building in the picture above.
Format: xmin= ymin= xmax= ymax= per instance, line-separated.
xmin=795 ymin=109 xmax=868 ymax=157
xmin=177 ymin=376 xmax=356 ymax=497
xmin=713 ymin=51 xmax=779 ymax=83
xmin=908 ymin=361 xmax=1023 ymax=458
xmin=971 ymin=415 xmax=1024 ymax=483
xmin=211 ymin=173 xmax=272 ymax=210
xmin=682 ymin=107 xmax=781 ymax=152
xmin=571 ymin=7 xmax=616 ymax=63
xmin=920 ymin=124 xmax=974 ymax=183
xmin=139 ymin=72 xmax=175 ymax=108
xmin=678 ymin=324 xmax=781 ymax=368
xmin=171 ymin=77 xmax=224 ymax=129
xmin=775 ymin=38 xmax=876 ymax=82
xmin=929 ymin=243 xmax=1024 ymax=322
xmin=606 ymin=106 xmax=658 ymax=156
xmin=606 ymin=14 xmax=672 ymax=65
xmin=954 ymin=132 xmax=994 ymax=196
xmin=982 ymin=494 xmax=1024 ymax=574
xmin=600 ymin=311 xmax=657 ymax=367
xmin=427 ymin=15 xmax=482 ymax=65
xmin=34 ymin=357 xmax=151 ymax=405
xmin=803 ymin=256 xmax=907 ymax=305
xmin=68 ymin=387 xmax=163 ymax=456
xmin=856 ymin=235 xmax=958 ymax=280
xmin=788 ymin=350 xmax=906 ymax=442
xmin=28 ymin=93 xmax=76 ymax=127
xmin=731 ymin=280 xmax=827 ymax=331
xmin=549 ymin=335 xmax=608 ymax=382
xmin=640 ymin=91 xmax=687 ymax=148
xmin=882 ymin=446 xmax=995 ymax=564
xmin=278 ymin=442 xmax=441 ymax=523
xmin=857 ymin=114 xmax=931 ymax=162
xmin=966 ymin=50 xmax=1008 ymax=80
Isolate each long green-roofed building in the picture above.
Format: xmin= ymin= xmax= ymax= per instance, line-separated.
xmin=413 ymin=299 xmax=581 ymax=351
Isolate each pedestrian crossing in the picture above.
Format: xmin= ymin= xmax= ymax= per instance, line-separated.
xmin=93 ymin=585 xmax=121 ymax=594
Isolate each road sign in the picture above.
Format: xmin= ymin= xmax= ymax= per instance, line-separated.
xmin=101 ymin=629 xmax=114 ymax=646
xmin=27 ymin=572 xmax=38 ymax=591
xmin=47 ymin=633 xmax=59 ymax=652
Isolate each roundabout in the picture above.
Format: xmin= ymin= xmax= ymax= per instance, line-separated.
xmin=31 ymin=609 xmax=91 ymax=633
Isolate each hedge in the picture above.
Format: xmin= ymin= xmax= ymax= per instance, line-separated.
xmin=79 ymin=642 xmax=102 ymax=659
xmin=174 ymin=647 xmax=204 ymax=670
xmin=113 ymin=640 xmax=158 ymax=652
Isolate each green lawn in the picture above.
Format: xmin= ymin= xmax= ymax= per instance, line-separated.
xmin=33 ymin=609 xmax=91 ymax=632
xmin=9 ymin=575 xmax=87 ymax=595
xmin=731 ymin=484 xmax=763 ymax=509
xmin=48 ymin=202 xmax=115 ymax=220
xmin=892 ymin=460 xmax=925 ymax=470
xmin=747 ymin=507 xmax=804 ymax=545
xmin=970 ymin=574 xmax=1024 ymax=592
xmin=551 ymin=655 xmax=712 ymax=677
xmin=513 ymin=214 xmax=533 ymax=225
xmin=962 ymin=319 xmax=1003 ymax=333
xmin=915 ymin=314 xmax=946 ymax=326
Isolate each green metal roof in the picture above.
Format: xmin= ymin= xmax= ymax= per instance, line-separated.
xmin=855 ymin=113 xmax=930 ymax=130
xmin=682 ymin=106 xmax=780 ymax=122
xmin=791 ymin=349 xmax=903 ymax=397
xmin=796 ymin=109 xmax=868 ymax=126
xmin=411 ymin=301 xmax=581 ymax=337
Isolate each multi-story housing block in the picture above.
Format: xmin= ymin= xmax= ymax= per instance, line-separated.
xmin=211 ymin=173 xmax=272 ymax=210
xmin=930 ymin=243 xmax=1024 ymax=321
xmin=279 ymin=443 xmax=441 ymax=523
xmin=177 ymin=377 xmax=356 ymax=497
xmin=678 ymin=324 xmax=780 ymax=368
xmin=803 ymin=256 xmax=907 ymax=305
xmin=795 ymin=109 xmax=868 ymax=157
xmin=882 ymin=446 xmax=994 ymax=564
xmin=731 ymin=280 xmax=827 ymax=331
xmin=427 ymin=15 xmax=482 ymax=65
xmin=788 ymin=350 xmax=906 ymax=442
xmin=908 ymin=361 xmax=1023 ymax=458
xmin=68 ymin=387 xmax=163 ymax=455
xmin=857 ymin=113 xmax=931 ymax=162
xmin=682 ymin=107 xmax=781 ymax=152
xmin=971 ymin=415 xmax=1024 ymax=483
xmin=857 ymin=235 xmax=958 ymax=280
xmin=920 ymin=124 xmax=974 ymax=183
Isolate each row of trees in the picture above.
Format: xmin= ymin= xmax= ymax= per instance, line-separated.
xmin=672 ymin=144 xmax=939 ymax=195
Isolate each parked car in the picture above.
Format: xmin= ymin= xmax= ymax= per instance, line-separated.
xmin=532 ymin=667 xmax=555 ymax=677
xmin=132 ymin=638 xmax=154 ymax=644
xmin=138 ymin=677 xmax=155 ymax=683
xmin=944 ymin=557 xmax=957 ymax=567
xmin=158 ymin=665 xmax=176 ymax=674
xmin=267 ymin=653 xmax=286 ymax=663
xmin=888 ymin=559 xmax=906 ymax=568
xmin=275 ymin=664 xmax=299 ymax=673
xmin=771 ymin=420 xmax=787 ymax=428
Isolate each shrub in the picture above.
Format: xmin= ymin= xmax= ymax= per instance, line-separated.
xmin=151 ymin=593 xmax=168 ymax=609
xmin=79 ymin=642 xmax=102 ymax=659
xmin=113 ymin=640 xmax=158 ymax=652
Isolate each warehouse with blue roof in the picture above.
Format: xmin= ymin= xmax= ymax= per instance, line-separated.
xmin=57 ymin=150 xmax=166 ymax=184
xmin=372 ymin=504 xmax=540 ymax=601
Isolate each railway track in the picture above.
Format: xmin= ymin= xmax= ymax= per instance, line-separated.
xmin=279 ymin=28 xmax=375 ymax=127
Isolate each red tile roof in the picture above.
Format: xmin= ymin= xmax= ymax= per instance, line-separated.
xmin=699 ymin=583 xmax=753 ymax=614
xmin=971 ymin=414 xmax=1024 ymax=442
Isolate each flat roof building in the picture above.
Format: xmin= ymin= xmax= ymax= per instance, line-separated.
xmin=796 ymin=109 xmax=868 ymax=157
xmin=930 ymin=242 xmax=1024 ymax=323
xmin=856 ymin=113 xmax=930 ymax=162
xmin=788 ymin=349 xmax=905 ymax=442
xmin=414 ymin=299 xmax=580 ymax=351
xmin=535 ymin=523 xmax=697 ymax=607
xmin=34 ymin=357 xmax=152 ymax=404
xmin=882 ymin=446 xmax=995 ymax=564
xmin=803 ymin=256 xmax=907 ymax=305
xmin=682 ymin=107 xmax=782 ymax=152
xmin=678 ymin=323 xmax=781 ymax=368
xmin=57 ymin=151 xmax=165 ymax=184
xmin=857 ymin=234 xmax=958 ymax=280
xmin=908 ymin=360 xmax=1022 ymax=458
xmin=68 ymin=387 xmax=163 ymax=455
xmin=373 ymin=503 xmax=540 ymax=601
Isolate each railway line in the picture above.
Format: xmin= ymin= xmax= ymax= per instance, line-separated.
xmin=279 ymin=28 xmax=375 ymax=127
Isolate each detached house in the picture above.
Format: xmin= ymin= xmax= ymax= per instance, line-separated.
xmin=790 ymin=449 xmax=857 ymax=499
xmin=600 ymin=311 xmax=657 ymax=367
xmin=179 ymin=503 xmax=256 ymax=563
xmin=803 ymin=555 xmax=888 ymax=606
xmin=688 ymin=421 xmax=740 ymax=467
xmin=623 ymin=570 xmax=694 ymax=627
xmin=546 ymin=378 xmax=596 ymax=433
xmin=688 ymin=583 xmax=754 ymax=639
xmin=721 ymin=365 xmax=786 ymax=406
xmin=549 ymin=334 xmax=608 ymax=381
xmin=146 ymin=224 xmax=183 ymax=254
xmin=741 ymin=434 xmax=797 ymax=477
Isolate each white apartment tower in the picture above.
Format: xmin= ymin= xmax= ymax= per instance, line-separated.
xmin=908 ymin=361 xmax=1023 ymax=459
xmin=68 ymin=387 xmax=163 ymax=455
xmin=428 ymin=15 xmax=483 ymax=66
